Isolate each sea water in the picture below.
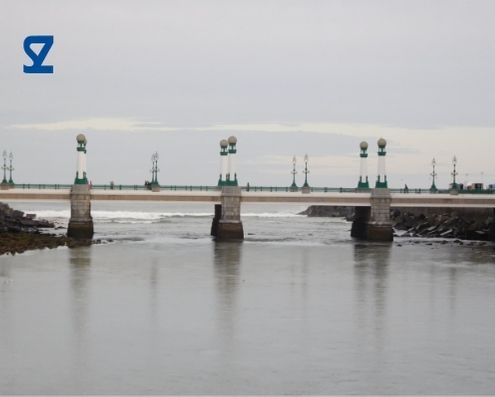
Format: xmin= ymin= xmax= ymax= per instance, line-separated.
xmin=1 ymin=200 xmax=495 ymax=394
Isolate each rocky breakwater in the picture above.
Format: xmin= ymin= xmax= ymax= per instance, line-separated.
xmin=392 ymin=207 xmax=495 ymax=241
xmin=299 ymin=205 xmax=495 ymax=242
xmin=0 ymin=202 xmax=90 ymax=255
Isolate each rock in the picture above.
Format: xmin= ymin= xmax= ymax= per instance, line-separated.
xmin=0 ymin=232 xmax=68 ymax=255
xmin=298 ymin=205 xmax=354 ymax=219
xmin=0 ymin=202 xmax=55 ymax=231
xmin=391 ymin=207 xmax=494 ymax=242
xmin=0 ymin=201 xmax=95 ymax=256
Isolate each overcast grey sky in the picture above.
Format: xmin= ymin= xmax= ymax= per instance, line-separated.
xmin=1 ymin=0 xmax=494 ymax=187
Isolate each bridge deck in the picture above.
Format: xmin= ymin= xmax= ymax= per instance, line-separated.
xmin=1 ymin=189 xmax=495 ymax=208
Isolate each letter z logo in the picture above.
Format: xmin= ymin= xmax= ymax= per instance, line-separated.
xmin=23 ymin=35 xmax=54 ymax=74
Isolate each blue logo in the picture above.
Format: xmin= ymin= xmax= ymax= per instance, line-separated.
xmin=23 ymin=35 xmax=54 ymax=74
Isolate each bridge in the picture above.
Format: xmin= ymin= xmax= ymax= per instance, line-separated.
xmin=1 ymin=134 xmax=494 ymax=241
xmin=2 ymin=187 xmax=495 ymax=208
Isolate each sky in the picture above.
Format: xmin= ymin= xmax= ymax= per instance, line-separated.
xmin=1 ymin=0 xmax=495 ymax=188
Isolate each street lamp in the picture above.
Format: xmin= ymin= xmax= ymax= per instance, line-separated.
xmin=290 ymin=155 xmax=298 ymax=191
xmin=375 ymin=138 xmax=388 ymax=188
xmin=150 ymin=152 xmax=159 ymax=187
xmin=357 ymin=141 xmax=369 ymax=189
xmin=451 ymin=155 xmax=458 ymax=190
xmin=302 ymin=154 xmax=310 ymax=192
xmin=1 ymin=150 xmax=7 ymax=184
xmin=8 ymin=151 xmax=14 ymax=185
xmin=430 ymin=157 xmax=437 ymax=193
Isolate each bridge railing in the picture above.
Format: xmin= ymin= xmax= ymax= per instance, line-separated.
xmin=390 ymin=187 xmax=495 ymax=194
xmin=10 ymin=184 xmax=495 ymax=194
xmin=242 ymin=186 xmax=495 ymax=194
xmin=92 ymin=184 xmax=220 ymax=191
xmin=16 ymin=183 xmax=73 ymax=190
xmin=158 ymin=185 xmax=219 ymax=192
xmin=92 ymin=184 xmax=147 ymax=190
xmin=11 ymin=184 xmax=220 ymax=192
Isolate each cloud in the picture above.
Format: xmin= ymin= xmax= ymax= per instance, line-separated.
xmin=12 ymin=117 xmax=494 ymax=138
xmin=9 ymin=118 xmax=177 ymax=132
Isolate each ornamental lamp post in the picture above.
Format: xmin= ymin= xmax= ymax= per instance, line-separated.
xmin=430 ymin=157 xmax=438 ymax=193
xmin=218 ymin=139 xmax=229 ymax=186
xmin=150 ymin=152 xmax=160 ymax=190
xmin=290 ymin=155 xmax=298 ymax=191
xmin=1 ymin=150 xmax=7 ymax=184
xmin=357 ymin=141 xmax=369 ymax=189
xmin=226 ymin=135 xmax=238 ymax=186
xmin=375 ymin=138 xmax=388 ymax=188
xmin=451 ymin=155 xmax=459 ymax=190
xmin=302 ymin=154 xmax=310 ymax=193
xmin=8 ymin=152 xmax=14 ymax=185
xmin=74 ymin=134 xmax=89 ymax=185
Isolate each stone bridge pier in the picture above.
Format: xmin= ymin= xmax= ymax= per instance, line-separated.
xmin=67 ymin=134 xmax=94 ymax=239
xmin=68 ymin=184 xmax=94 ymax=239
xmin=351 ymin=188 xmax=393 ymax=241
xmin=211 ymin=186 xmax=244 ymax=240
xmin=351 ymin=137 xmax=393 ymax=242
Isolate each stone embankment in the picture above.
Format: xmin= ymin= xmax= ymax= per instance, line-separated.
xmin=0 ymin=202 xmax=91 ymax=255
xmin=299 ymin=205 xmax=495 ymax=241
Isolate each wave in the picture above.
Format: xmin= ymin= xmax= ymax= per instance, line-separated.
xmin=31 ymin=210 xmax=70 ymax=219
xmin=93 ymin=211 xmax=213 ymax=220
xmin=30 ymin=209 xmax=302 ymax=222
xmin=32 ymin=210 xmax=212 ymax=222
xmin=242 ymin=213 xmax=302 ymax=218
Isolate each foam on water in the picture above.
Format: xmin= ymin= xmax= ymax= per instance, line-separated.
xmin=32 ymin=209 xmax=302 ymax=222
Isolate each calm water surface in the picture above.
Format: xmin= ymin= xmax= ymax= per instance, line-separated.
xmin=1 ymin=201 xmax=495 ymax=394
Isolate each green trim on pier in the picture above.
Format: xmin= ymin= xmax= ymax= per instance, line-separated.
xmin=357 ymin=176 xmax=369 ymax=189
xmin=74 ymin=172 xmax=88 ymax=185
xmin=375 ymin=175 xmax=388 ymax=188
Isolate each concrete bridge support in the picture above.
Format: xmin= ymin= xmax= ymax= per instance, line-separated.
xmin=351 ymin=188 xmax=393 ymax=241
xmin=367 ymin=188 xmax=393 ymax=241
xmin=67 ymin=184 xmax=94 ymax=239
xmin=67 ymin=134 xmax=94 ymax=239
xmin=350 ymin=206 xmax=371 ymax=239
xmin=211 ymin=186 xmax=244 ymax=240
xmin=210 ymin=204 xmax=221 ymax=237
xmin=491 ymin=208 xmax=495 ymax=241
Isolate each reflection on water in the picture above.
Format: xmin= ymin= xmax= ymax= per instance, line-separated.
xmin=353 ymin=243 xmax=391 ymax=363
xmin=69 ymin=247 xmax=92 ymax=332
xmin=148 ymin=256 xmax=160 ymax=326
xmin=69 ymin=247 xmax=91 ymax=392
xmin=213 ymin=242 xmax=242 ymax=353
